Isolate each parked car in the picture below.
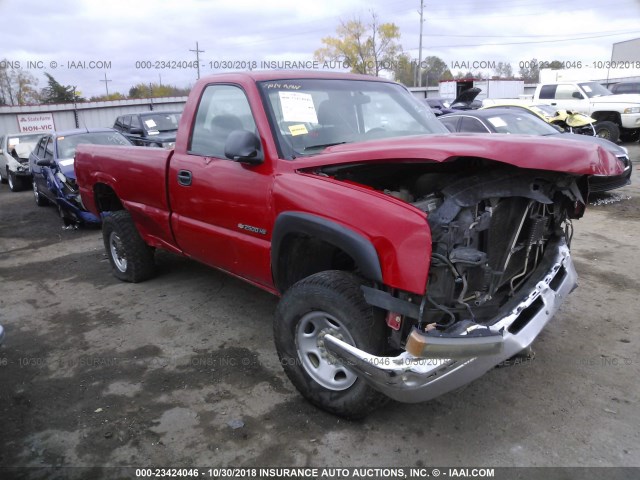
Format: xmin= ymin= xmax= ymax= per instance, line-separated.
xmin=0 ymin=132 xmax=46 ymax=191
xmin=75 ymin=71 xmax=623 ymax=418
xmin=29 ymin=129 xmax=131 ymax=226
xmin=424 ymin=98 xmax=454 ymax=116
xmin=113 ymin=111 xmax=182 ymax=148
xmin=439 ymin=108 xmax=631 ymax=192
xmin=609 ymin=81 xmax=640 ymax=95
xmin=482 ymin=101 xmax=611 ymax=138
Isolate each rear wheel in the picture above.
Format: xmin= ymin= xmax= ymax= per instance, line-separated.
xmin=33 ymin=179 xmax=49 ymax=206
xmin=274 ymin=270 xmax=388 ymax=418
xmin=594 ymin=121 xmax=620 ymax=143
xmin=102 ymin=211 xmax=156 ymax=282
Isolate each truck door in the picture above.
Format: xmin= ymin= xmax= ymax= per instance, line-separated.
xmin=545 ymin=84 xmax=589 ymax=113
xmin=168 ymin=84 xmax=274 ymax=288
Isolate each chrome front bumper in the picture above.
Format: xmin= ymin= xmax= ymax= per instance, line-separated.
xmin=324 ymin=240 xmax=577 ymax=403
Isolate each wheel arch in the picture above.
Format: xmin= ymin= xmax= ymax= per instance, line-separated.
xmin=591 ymin=110 xmax=622 ymax=125
xmin=271 ymin=212 xmax=383 ymax=293
xmin=93 ymin=182 xmax=124 ymax=212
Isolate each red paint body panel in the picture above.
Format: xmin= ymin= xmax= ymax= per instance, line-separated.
xmin=75 ymin=71 xmax=625 ymax=297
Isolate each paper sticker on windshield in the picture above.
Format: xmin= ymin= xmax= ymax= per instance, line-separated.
xmin=145 ymin=119 xmax=157 ymax=128
xmin=288 ymin=124 xmax=308 ymax=136
xmin=487 ymin=117 xmax=507 ymax=128
xmin=279 ymin=92 xmax=318 ymax=124
xmin=59 ymin=159 xmax=74 ymax=167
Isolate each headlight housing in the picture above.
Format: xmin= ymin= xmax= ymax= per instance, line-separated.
xmin=623 ymin=107 xmax=640 ymax=114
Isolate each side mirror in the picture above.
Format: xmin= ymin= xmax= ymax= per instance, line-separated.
xmin=129 ymin=127 xmax=143 ymax=135
xmin=36 ymin=158 xmax=54 ymax=167
xmin=571 ymin=91 xmax=584 ymax=99
xmin=224 ymin=130 xmax=263 ymax=165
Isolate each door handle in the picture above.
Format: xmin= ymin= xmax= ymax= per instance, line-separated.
xmin=551 ymin=102 xmax=557 ymax=106
xmin=177 ymin=170 xmax=192 ymax=186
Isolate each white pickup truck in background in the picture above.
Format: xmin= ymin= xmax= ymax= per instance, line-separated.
xmin=532 ymin=81 xmax=640 ymax=143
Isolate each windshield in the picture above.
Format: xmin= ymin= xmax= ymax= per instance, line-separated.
xmin=578 ymin=82 xmax=613 ymax=98
xmin=485 ymin=112 xmax=560 ymax=136
xmin=8 ymin=134 xmax=43 ymax=147
xmin=140 ymin=112 xmax=181 ymax=133
xmin=56 ymin=131 xmax=130 ymax=159
xmin=258 ymin=78 xmax=446 ymax=158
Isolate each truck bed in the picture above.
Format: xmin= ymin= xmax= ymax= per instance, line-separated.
xmin=75 ymin=145 xmax=177 ymax=251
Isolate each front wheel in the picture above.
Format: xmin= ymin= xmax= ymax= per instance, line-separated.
xmin=33 ymin=179 xmax=49 ymax=206
xmin=594 ymin=121 xmax=620 ymax=142
xmin=274 ymin=270 xmax=388 ymax=418
xmin=102 ymin=211 xmax=156 ymax=282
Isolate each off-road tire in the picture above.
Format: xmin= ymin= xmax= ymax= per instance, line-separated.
xmin=274 ymin=270 xmax=389 ymax=419
xmin=33 ymin=178 xmax=49 ymax=206
xmin=594 ymin=121 xmax=620 ymax=143
xmin=102 ymin=210 xmax=155 ymax=282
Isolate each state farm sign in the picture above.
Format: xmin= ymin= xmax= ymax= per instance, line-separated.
xmin=16 ymin=113 xmax=55 ymax=133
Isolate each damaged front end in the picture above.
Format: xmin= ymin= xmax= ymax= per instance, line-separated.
xmin=318 ymin=160 xmax=585 ymax=403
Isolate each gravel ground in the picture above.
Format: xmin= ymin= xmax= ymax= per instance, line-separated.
xmin=0 ymin=144 xmax=638 ymax=475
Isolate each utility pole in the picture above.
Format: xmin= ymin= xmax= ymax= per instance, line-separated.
xmin=100 ymin=72 xmax=112 ymax=96
xmin=189 ymin=41 xmax=204 ymax=80
xmin=417 ymin=0 xmax=425 ymax=87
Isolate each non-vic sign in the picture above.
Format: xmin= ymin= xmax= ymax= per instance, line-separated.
xmin=17 ymin=113 xmax=55 ymax=133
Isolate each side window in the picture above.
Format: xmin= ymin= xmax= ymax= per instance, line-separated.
xmin=439 ymin=116 xmax=459 ymax=132
xmin=114 ymin=116 xmax=123 ymax=129
xmin=538 ymin=85 xmax=557 ymax=99
xmin=43 ymin=138 xmax=54 ymax=160
xmin=130 ymin=115 xmax=141 ymax=129
xmin=189 ymin=84 xmax=257 ymax=158
xmin=35 ymin=137 xmax=48 ymax=157
xmin=122 ymin=115 xmax=131 ymax=131
xmin=555 ymin=84 xmax=582 ymax=100
xmin=460 ymin=117 xmax=489 ymax=133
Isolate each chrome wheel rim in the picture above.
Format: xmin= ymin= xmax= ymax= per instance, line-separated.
xmin=33 ymin=180 xmax=39 ymax=201
xmin=109 ymin=231 xmax=127 ymax=272
xmin=8 ymin=173 xmax=13 ymax=189
xmin=295 ymin=311 xmax=357 ymax=391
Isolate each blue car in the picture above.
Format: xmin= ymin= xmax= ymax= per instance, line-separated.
xmin=29 ymin=129 xmax=131 ymax=226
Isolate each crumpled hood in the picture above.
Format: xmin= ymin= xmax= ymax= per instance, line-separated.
xmin=590 ymin=93 xmax=640 ymax=105
xmin=13 ymin=142 xmax=37 ymax=160
xmin=291 ymin=134 xmax=624 ymax=177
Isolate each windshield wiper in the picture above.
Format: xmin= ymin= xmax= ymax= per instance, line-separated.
xmin=303 ymin=141 xmax=347 ymax=152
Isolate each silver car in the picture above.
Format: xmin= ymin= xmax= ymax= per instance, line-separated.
xmin=0 ymin=132 xmax=45 ymax=191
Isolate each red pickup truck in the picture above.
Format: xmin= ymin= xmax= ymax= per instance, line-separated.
xmin=75 ymin=71 xmax=623 ymax=418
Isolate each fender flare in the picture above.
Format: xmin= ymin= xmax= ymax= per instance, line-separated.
xmin=271 ymin=212 xmax=383 ymax=292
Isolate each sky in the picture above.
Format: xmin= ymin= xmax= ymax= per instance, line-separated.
xmin=1 ymin=0 xmax=640 ymax=98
